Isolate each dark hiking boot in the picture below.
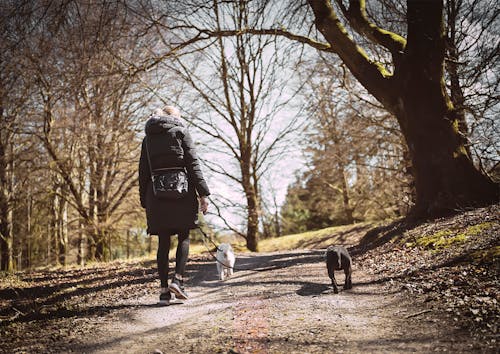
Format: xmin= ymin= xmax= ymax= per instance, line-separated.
xmin=168 ymin=277 xmax=188 ymax=300
xmin=158 ymin=288 xmax=171 ymax=306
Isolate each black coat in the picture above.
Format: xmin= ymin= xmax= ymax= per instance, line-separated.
xmin=139 ymin=115 xmax=210 ymax=234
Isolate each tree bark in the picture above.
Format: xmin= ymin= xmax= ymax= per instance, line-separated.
xmin=57 ymin=195 xmax=68 ymax=266
xmin=307 ymin=0 xmax=498 ymax=217
xmin=77 ymin=219 xmax=85 ymax=266
xmin=242 ymin=156 xmax=260 ymax=252
xmin=26 ymin=192 xmax=32 ymax=270
xmin=0 ymin=138 xmax=11 ymax=271
xmin=445 ymin=0 xmax=470 ymax=156
xmin=88 ymin=171 xmax=97 ymax=261
xmin=0 ymin=109 xmax=14 ymax=272
xmin=4 ymin=188 xmax=13 ymax=272
xmin=50 ymin=189 xmax=58 ymax=265
xmin=245 ymin=193 xmax=260 ymax=252
xmin=392 ymin=1 xmax=497 ymax=216
xmin=126 ymin=230 xmax=130 ymax=259
xmin=95 ymin=230 xmax=105 ymax=261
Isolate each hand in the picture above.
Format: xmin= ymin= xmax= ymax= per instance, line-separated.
xmin=199 ymin=196 xmax=209 ymax=214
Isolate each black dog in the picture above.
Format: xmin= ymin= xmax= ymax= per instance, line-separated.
xmin=325 ymin=245 xmax=352 ymax=293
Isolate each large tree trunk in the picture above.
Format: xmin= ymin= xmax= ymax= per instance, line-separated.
xmin=308 ymin=0 xmax=498 ymax=217
xmin=393 ymin=1 xmax=497 ymax=216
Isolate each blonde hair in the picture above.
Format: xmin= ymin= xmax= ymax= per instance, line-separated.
xmin=163 ymin=105 xmax=181 ymax=118
xmin=153 ymin=105 xmax=181 ymax=118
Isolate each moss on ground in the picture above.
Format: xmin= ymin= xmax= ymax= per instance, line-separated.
xmin=409 ymin=222 xmax=495 ymax=251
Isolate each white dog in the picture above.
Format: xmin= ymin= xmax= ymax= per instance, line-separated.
xmin=216 ymin=243 xmax=235 ymax=281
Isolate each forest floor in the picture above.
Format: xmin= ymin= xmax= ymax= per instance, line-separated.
xmin=0 ymin=204 xmax=498 ymax=353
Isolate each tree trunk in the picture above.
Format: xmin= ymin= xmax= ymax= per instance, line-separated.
xmin=4 ymin=193 xmax=13 ymax=272
xmin=126 ymin=230 xmax=130 ymax=259
xmin=95 ymin=229 xmax=105 ymax=261
xmin=0 ymin=144 xmax=10 ymax=271
xmin=246 ymin=200 xmax=259 ymax=252
xmin=87 ymin=178 xmax=97 ymax=261
xmin=77 ymin=220 xmax=86 ymax=266
xmin=27 ymin=192 xmax=32 ymax=270
xmin=393 ymin=1 xmax=498 ymax=216
xmin=50 ymin=186 xmax=61 ymax=266
xmin=57 ymin=197 xmax=68 ymax=266
xmin=395 ymin=103 xmax=497 ymax=216
xmin=0 ymin=129 xmax=14 ymax=272
xmin=51 ymin=188 xmax=60 ymax=266
xmin=243 ymin=180 xmax=259 ymax=251
xmin=445 ymin=0 xmax=470 ymax=156
xmin=241 ymin=153 xmax=260 ymax=251
xmin=47 ymin=221 xmax=51 ymax=266
xmin=105 ymin=229 xmax=111 ymax=261
xmin=307 ymin=0 xmax=498 ymax=218
xmin=273 ymin=210 xmax=281 ymax=237
xmin=340 ymin=167 xmax=354 ymax=224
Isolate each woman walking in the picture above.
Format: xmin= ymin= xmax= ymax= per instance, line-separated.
xmin=139 ymin=105 xmax=210 ymax=305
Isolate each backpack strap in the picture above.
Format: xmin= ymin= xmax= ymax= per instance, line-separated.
xmin=144 ymin=137 xmax=154 ymax=182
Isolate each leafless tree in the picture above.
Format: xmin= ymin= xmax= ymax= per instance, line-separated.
xmin=136 ymin=0 xmax=304 ymax=251
xmin=0 ymin=1 xmax=160 ymax=269
xmin=31 ymin=1 xmax=155 ymax=261
xmin=293 ymin=57 xmax=410 ymax=226
xmin=0 ymin=0 xmax=38 ymax=271
xmin=444 ymin=0 xmax=499 ymax=174
xmin=140 ymin=0 xmax=498 ymax=217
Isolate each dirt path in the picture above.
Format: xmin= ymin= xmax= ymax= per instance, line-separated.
xmin=72 ymin=250 xmax=476 ymax=354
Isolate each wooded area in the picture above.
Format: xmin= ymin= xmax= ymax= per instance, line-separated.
xmin=1 ymin=0 xmax=498 ymax=270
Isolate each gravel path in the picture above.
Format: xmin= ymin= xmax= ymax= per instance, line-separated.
xmin=73 ymin=250 xmax=476 ymax=354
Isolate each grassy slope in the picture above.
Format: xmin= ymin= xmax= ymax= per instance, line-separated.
xmin=194 ymin=204 xmax=498 ymax=258
xmin=249 ymin=222 xmax=378 ymax=252
xmin=189 ymin=222 xmax=384 ymax=255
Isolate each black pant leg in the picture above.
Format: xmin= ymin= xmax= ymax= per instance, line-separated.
xmin=175 ymin=229 xmax=190 ymax=276
xmin=157 ymin=232 xmax=172 ymax=287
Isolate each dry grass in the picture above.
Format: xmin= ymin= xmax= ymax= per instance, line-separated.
xmin=236 ymin=222 xmax=376 ymax=252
